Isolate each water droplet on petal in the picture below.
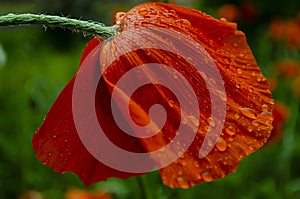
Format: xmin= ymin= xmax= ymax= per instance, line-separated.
xmin=248 ymin=86 xmax=254 ymax=92
xmin=252 ymin=120 xmax=259 ymax=126
xmin=226 ymin=125 xmax=236 ymax=135
xmin=202 ymin=171 xmax=213 ymax=182
xmin=239 ymin=108 xmax=257 ymax=119
xmin=141 ymin=22 xmax=148 ymax=27
xmin=234 ymin=113 xmax=240 ymax=119
xmin=138 ymin=8 xmax=148 ymax=16
xmin=48 ymin=152 xmax=52 ymax=156
xmin=261 ymin=104 xmax=269 ymax=112
xmin=216 ymin=138 xmax=227 ymax=151
xmin=182 ymin=116 xmax=188 ymax=124
xmin=193 ymin=161 xmax=200 ymax=168
xmin=237 ymin=68 xmax=242 ymax=74
xmin=247 ymin=126 xmax=253 ymax=132
xmin=181 ymin=19 xmax=191 ymax=27
xmin=259 ymin=111 xmax=273 ymax=120
xmin=188 ymin=116 xmax=199 ymax=127
xmin=177 ymin=176 xmax=189 ymax=188
xmin=236 ymin=83 xmax=241 ymax=88
xmin=207 ymin=117 xmax=216 ymax=126
xmin=220 ymin=17 xmax=227 ymax=22
xmin=168 ymin=100 xmax=175 ymax=107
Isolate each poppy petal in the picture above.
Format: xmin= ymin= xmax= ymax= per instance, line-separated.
xmin=32 ymin=38 xmax=145 ymax=186
xmin=101 ymin=2 xmax=273 ymax=188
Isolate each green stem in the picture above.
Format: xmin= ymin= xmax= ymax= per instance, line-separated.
xmin=136 ymin=176 xmax=147 ymax=199
xmin=0 ymin=13 xmax=116 ymax=38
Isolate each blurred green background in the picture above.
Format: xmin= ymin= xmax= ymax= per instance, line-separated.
xmin=1 ymin=0 xmax=300 ymax=198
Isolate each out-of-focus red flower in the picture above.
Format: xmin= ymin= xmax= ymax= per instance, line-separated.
xmin=276 ymin=59 xmax=300 ymax=78
xmin=269 ymin=17 xmax=300 ymax=49
xmin=33 ymin=2 xmax=273 ymax=188
xmin=217 ymin=4 xmax=240 ymax=21
xmin=65 ymin=188 xmax=111 ymax=199
xmin=269 ymin=102 xmax=289 ymax=142
xmin=240 ymin=1 xmax=257 ymax=23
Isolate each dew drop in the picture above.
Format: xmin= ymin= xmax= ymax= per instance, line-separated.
xmin=248 ymin=86 xmax=254 ymax=92
xmin=138 ymin=8 xmax=148 ymax=16
xmin=261 ymin=104 xmax=269 ymax=112
xmin=202 ymin=171 xmax=213 ymax=182
xmin=220 ymin=17 xmax=227 ymax=22
xmin=239 ymin=108 xmax=257 ymax=119
xmin=216 ymin=138 xmax=227 ymax=152
xmin=236 ymin=82 xmax=241 ymax=88
xmin=256 ymin=76 xmax=262 ymax=82
xmin=234 ymin=113 xmax=240 ymax=119
xmin=247 ymin=126 xmax=253 ymax=132
xmin=181 ymin=19 xmax=191 ymax=27
xmin=173 ymin=71 xmax=178 ymax=79
xmin=193 ymin=161 xmax=200 ymax=168
xmin=177 ymin=176 xmax=189 ymax=188
xmin=249 ymin=146 xmax=255 ymax=151
xmin=48 ymin=152 xmax=52 ymax=156
xmin=260 ymin=111 xmax=273 ymax=120
xmin=53 ymin=134 xmax=57 ymax=139
xmin=168 ymin=100 xmax=175 ymax=107
xmin=233 ymin=43 xmax=238 ymax=47
xmin=188 ymin=115 xmax=199 ymax=127
xmin=252 ymin=120 xmax=259 ymax=126
xmin=64 ymin=139 xmax=68 ymax=143
xmin=182 ymin=116 xmax=188 ymax=124
xmin=141 ymin=22 xmax=148 ymax=27
xmin=237 ymin=68 xmax=242 ymax=74
xmin=207 ymin=117 xmax=216 ymax=126
xmin=225 ymin=125 xmax=236 ymax=136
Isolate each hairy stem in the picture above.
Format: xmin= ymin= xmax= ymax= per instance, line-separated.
xmin=0 ymin=13 xmax=116 ymax=38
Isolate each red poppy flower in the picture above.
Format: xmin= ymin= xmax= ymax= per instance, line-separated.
xmin=32 ymin=2 xmax=274 ymax=188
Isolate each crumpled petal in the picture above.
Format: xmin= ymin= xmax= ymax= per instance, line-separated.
xmin=32 ymin=38 xmax=145 ymax=185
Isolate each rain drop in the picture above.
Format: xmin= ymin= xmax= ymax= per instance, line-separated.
xmin=141 ymin=22 xmax=148 ymax=27
xmin=188 ymin=116 xmax=199 ymax=127
xmin=216 ymin=138 xmax=227 ymax=152
xmin=177 ymin=176 xmax=189 ymax=188
xmin=193 ymin=161 xmax=200 ymax=168
xmin=239 ymin=108 xmax=257 ymax=119
xmin=236 ymin=82 xmax=241 ymax=88
xmin=138 ymin=8 xmax=148 ymax=16
xmin=261 ymin=104 xmax=269 ymax=112
xmin=48 ymin=152 xmax=52 ymax=156
xmin=207 ymin=117 xmax=216 ymax=126
xmin=237 ymin=68 xmax=242 ymax=74
xmin=168 ymin=100 xmax=175 ymax=107
xmin=252 ymin=120 xmax=259 ymax=126
xmin=249 ymin=146 xmax=255 ymax=151
xmin=182 ymin=116 xmax=188 ymax=124
xmin=225 ymin=125 xmax=236 ymax=136
xmin=181 ymin=19 xmax=191 ymax=27
xmin=220 ymin=17 xmax=227 ymax=22
xmin=202 ymin=171 xmax=213 ymax=182
xmin=234 ymin=113 xmax=240 ymax=119
xmin=247 ymin=126 xmax=253 ymax=132
xmin=259 ymin=111 xmax=273 ymax=120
